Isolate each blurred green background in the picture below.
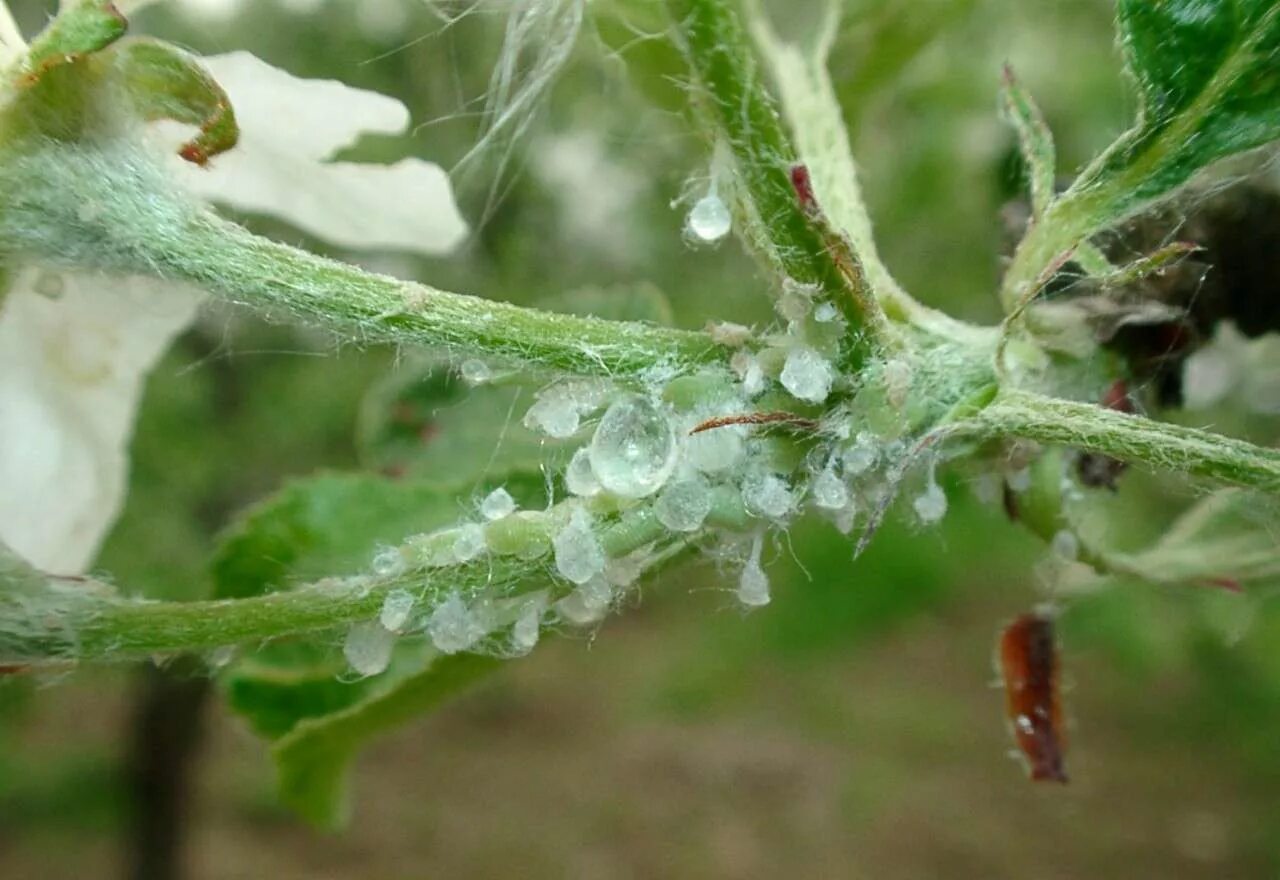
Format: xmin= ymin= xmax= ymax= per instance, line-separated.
xmin=2 ymin=0 xmax=1280 ymax=877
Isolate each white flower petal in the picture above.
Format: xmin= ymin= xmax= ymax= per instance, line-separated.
xmin=0 ymin=0 xmax=25 ymax=69
xmin=157 ymin=51 xmax=468 ymax=256
xmin=0 ymin=270 xmax=202 ymax=574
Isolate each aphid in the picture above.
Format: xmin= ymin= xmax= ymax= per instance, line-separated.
xmin=998 ymin=609 xmax=1068 ymax=783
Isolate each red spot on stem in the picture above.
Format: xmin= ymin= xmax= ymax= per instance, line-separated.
xmin=790 ymin=164 xmax=817 ymax=214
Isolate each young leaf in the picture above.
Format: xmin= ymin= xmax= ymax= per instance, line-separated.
xmin=1000 ymin=64 xmax=1056 ymax=219
xmin=1004 ymin=0 xmax=1280 ymax=306
xmin=114 ymin=38 xmax=238 ymax=165
xmin=21 ymin=0 xmax=125 ymax=79
xmin=223 ymin=640 xmax=390 ymax=740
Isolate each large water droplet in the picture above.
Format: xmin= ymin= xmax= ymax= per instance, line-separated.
xmin=588 ymin=396 xmax=677 ymax=498
xmin=686 ymin=192 xmax=731 ymax=242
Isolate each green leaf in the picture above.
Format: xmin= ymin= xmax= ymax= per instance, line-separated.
xmin=212 ymin=473 xmax=522 ymax=826
xmin=223 ymin=640 xmax=386 ymax=739
xmin=999 ymin=64 xmax=1055 ymax=218
xmin=212 ymin=472 xmax=488 ymax=600
xmin=1100 ymin=0 xmax=1280 ymax=212
xmin=273 ymin=652 xmax=500 ymax=829
xmin=356 ymin=360 xmax=572 ymax=484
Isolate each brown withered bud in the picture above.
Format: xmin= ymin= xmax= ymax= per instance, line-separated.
xmin=998 ymin=609 xmax=1068 ymax=783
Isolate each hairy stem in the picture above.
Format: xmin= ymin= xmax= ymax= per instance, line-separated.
xmin=0 ymin=492 xmax=747 ymax=665
xmin=664 ymin=0 xmax=883 ymax=353
xmin=971 ymin=389 xmax=1280 ymax=494
xmin=0 ymin=142 xmax=724 ymax=379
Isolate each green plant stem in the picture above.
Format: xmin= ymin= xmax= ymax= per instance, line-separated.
xmin=179 ymin=214 xmax=723 ymax=378
xmin=0 ymin=491 xmax=747 ymax=665
xmin=0 ymin=143 xmax=724 ymax=379
xmin=664 ymin=0 xmax=881 ymax=354
xmin=970 ymin=389 xmax=1280 ymax=493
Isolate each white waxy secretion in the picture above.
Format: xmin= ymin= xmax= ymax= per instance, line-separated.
xmin=588 ymin=396 xmax=677 ymax=498
xmin=737 ymin=533 xmax=770 ymax=607
xmin=742 ymin=472 xmax=794 ymax=520
xmin=913 ymin=477 xmax=948 ymax=524
xmin=452 ymin=523 xmax=487 ymax=562
xmin=780 ymin=346 xmax=834 ymax=404
xmin=344 ymin=621 xmax=394 ymax=676
xmin=842 ymin=432 xmax=879 ymax=475
xmin=685 ymin=422 xmax=745 ymax=474
xmin=459 ymin=359 xmax=491 ymax=385
xmin=553 ymin=506 xmax=606 ymax=584
xmin=556 ymin=575 xmax=614 ymax=625
xmin=428 ymin=593 xmax=486 ymax=654
xmin=655 ymin=475 xmax=713 ymax=532
xmin=479 ymin=486 xmax=516 ymax=520
xmin=686 ymin=191 xmax=731 ymax=242
xmin=523 ymin=380 xmax=609 ymax=439
xmin=565 ymin=447 xmax=601 ymax=496
xmin=814 ymin=302 xmax=839 ymax=323
xmin=1050 ymin=529 xmax=1080 ymax=561
xmin=370 ymin=545 xmax=406 ymax=577
xmin=379 ymin=588 xmax=416 ymax=631
xmin=810 ymin=466 xmax=849 ymax=511
xmin=511 ymin=603 xmax=542 ymax=654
